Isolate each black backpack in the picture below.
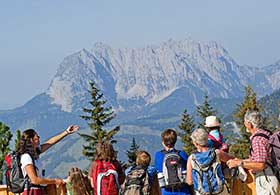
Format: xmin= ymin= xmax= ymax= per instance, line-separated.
xmin=122 ymin=166 xmax=150 ymax=195
xmin=162 ymin=149 xmax=185 ymax=188
xmin=3 ymin=151 xmax=31 ymax=193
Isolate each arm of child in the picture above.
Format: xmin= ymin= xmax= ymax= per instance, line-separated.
xmin=186 ymin=156 xmax=193 ymax=186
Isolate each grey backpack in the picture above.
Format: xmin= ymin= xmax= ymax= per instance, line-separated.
xmin=122 ymin=166 xmax=150 ymax=195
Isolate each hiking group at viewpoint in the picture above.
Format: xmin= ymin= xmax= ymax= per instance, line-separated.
xmin=3 ymin=110 xmax=280 ymax=195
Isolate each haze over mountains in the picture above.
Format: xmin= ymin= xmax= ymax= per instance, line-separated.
xmin=1 ymin=38 xmax=280 ymax=177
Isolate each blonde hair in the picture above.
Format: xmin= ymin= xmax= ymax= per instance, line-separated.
xmin=136 ymin=151 xmax=151 ymax=167
xmin=68 ymin=167 xmax=91 ymax=195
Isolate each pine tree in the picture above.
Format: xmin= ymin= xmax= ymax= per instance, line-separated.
xmin=79 ymin=82 xmax=120 ymax=160
xmin=231 ymin=86 xmax=260 ymax=159
xmin=196 ymin=95 xmax=216 ymax=127
xmin=14 ymin=129 xmax=21 ymax=150
xmin=126 ymin=137 xmax=140 ymax=167
xmin=0 ymin=122 xmax=13 ymax=184
xmin=178 ymin=109 xmax=196 ymax=155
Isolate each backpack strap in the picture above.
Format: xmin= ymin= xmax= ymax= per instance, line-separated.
xmin=208 ymin=134 xmax=223 ymax=148
xmin=249 ymin=132 xmax=270 ymax=155
xmin=191 ymin=149 xmax=223 ymax=194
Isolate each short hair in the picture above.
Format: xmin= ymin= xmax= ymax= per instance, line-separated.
xmin=191 ymin=128 xmax=208 ymax=147
xmin=136 ymin=151 xmax=151 ymax=167
xmin=161 ymin=129 xmax=177 ymax=148
xmin=244 ymin=110 xmax=263 ymax=129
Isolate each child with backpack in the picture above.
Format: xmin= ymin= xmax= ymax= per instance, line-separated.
xmin=63 ymin=167 xmax=92 ymax=195
xmin=122 ymin=150 xmax=161 ymax=195
xmin=186 ymin=128 xmax=234 ymax=195
xmin=8 ymin=125 xmax=79 ymax=195
xmin=154 ymin=129 xmax=191 ymax=195
xmin=88 ymin=141 xmax=125 ymax=195
xmin=204 ymin=116 xmax=228 ymax=153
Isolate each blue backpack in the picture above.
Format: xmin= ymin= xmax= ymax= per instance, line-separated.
xmin=191 ymin=149 xmax=224 ymax=195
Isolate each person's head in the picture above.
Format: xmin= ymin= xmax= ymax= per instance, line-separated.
xmin=244 ymin=110 xmax=263 ymax=132
xmin=68 ymin=167 xmax=91 ymax=195
xmin=161 ymin=129 xmax=177 ymax=148
xmin=17 ymin=129 xmax=41 ymax=159
xmin=136 ymin=151 xmax=151 ymax=167
xmin=204 ymin=116 xmax=221 ymax=131
xmin=191 ymin=128 xmax=209 ymax=147
xmin=95 ymin=141 xmax=116 ymax=161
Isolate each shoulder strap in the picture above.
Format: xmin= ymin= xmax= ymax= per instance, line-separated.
xmin=250 ymin=132 xmax=270 ymax=155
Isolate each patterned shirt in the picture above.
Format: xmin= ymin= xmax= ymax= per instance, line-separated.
xmin=249 ymin=129 xmax=271 ymax=164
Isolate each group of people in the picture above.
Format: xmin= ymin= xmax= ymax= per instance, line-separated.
xmin=13 ymin=110 xmax=280 ymax=195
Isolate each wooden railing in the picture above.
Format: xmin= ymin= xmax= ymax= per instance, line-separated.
xmin=0 ymin=184 xmax=64 ymax=195
xmin=0 ymin=171 xmax=256 ymax=195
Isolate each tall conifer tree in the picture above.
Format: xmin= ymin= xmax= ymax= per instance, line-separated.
xmin=79 ymin=82 xmax=120 ymax=160
xmin=196 ymin=95 xmax=216 ymax=127
xmin=178 ymin=109 xmax=196 ymax=154
xmin=126 ymin=137 xmax=140 ymax=167
xmin=231 ymin=86 xmax=260 ymax=158
xmin=14 ymin=129 xmax=21 ymax=151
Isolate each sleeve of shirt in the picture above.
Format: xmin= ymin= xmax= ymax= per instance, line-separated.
xmin=125 ymin=166 xmax=132 ymax=176
xmin=250 ymin=137 xmax=268 ymax=162
xmin=179 ymin=150 xmax=188 ymax=171
xmin=21 ymin=153 xmax=33 ymax=168
xmin=154 ymin=151 xmax=163 ymax=173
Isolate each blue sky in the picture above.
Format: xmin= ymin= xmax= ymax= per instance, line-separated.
xmin=0 ymin=0 xmax=280 ymax=109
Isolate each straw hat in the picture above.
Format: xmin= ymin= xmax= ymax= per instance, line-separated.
xmin=204 ymin=116 xmax=220 ymax=127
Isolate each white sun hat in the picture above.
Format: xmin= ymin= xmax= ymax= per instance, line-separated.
xmin=204 ymin=116 xmax=221 ymax=127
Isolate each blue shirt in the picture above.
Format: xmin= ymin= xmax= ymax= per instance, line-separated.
xmin=154 ymin=149 xmax=191 ymax=195
xmin=208 ymin=129 xmax=225 ymax=148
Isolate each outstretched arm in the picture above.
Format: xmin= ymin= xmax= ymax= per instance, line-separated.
xmin=40 ymin=125 xmax=79 ymax=153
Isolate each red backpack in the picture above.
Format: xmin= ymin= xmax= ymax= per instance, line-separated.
xmin=92 ymin=160 xmax=120 ymax=195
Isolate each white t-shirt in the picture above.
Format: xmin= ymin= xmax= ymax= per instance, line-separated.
xmin=20 ymin=153 xmax=44 ymax=178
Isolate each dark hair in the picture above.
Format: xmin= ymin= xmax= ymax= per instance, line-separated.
xmin=68 ymin=167 xmax=91 ymax=195
xmin=207 ymin=126 xmax=221 ymax=131
xmin=16 ymin=129 xmax=40 ymax=159
xmin=161 ymin=129 xmax=177 ymax=148
xmin=95 ymin=141 xmax=116 ymax=162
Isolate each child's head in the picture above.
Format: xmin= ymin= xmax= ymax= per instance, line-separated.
xmin=68 ymin=167 xmax=91 ymax=195
xmin=161 ymin=129 xmax=177 ymax=148
xmin=136 ymin=151 xmax=151 ymax=167
xmin=204 ymin=116 xmax=221 ymax=131
xmin=95 ymin=141 xmax=116 ymax=161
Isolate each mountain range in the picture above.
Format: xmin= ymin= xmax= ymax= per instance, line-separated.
xmin=0 ymin=38 xmax=280 ymax=177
